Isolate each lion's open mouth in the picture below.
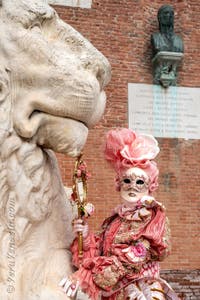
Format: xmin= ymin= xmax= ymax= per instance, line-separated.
xmin=13 ymin=90 xmax=106 ymax=155
xmin=34 ymin=113 xmax=89 ymax=156
xmin=14 ymin=107 xmax=89 ymax=154
xmin=14 ymin=90 xmax=106 ymax=140
xmin=30 ymin=109 xmax=87 ymax=130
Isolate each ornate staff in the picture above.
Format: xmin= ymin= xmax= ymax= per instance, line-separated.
xmin=71 ymin=153 xmax=93 ymax=259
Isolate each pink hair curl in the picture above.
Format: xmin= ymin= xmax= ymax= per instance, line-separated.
xmin=104 ymin=128 xmax=160 ymax=192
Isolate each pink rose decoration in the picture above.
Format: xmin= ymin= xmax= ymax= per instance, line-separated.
xmin=79 ymin=164 xmax=87 ymax=171
xmin=122 ymin=242 xmax=147 ymax=263
xmin=84 ymin=202 xmax=95 ymax=217
xmin=77 ymin=162 xmax=91 ymax=179
xmin=105 ymin=128 xmax=159 ymax=173
xmin=77 ymin=169 xmax=82 ymax=177
xmin=120 ymin=134 xmax=160 ymax=163
xmin=133 ymin=243 xmax=147 ymax=257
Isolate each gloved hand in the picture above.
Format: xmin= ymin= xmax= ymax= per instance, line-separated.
xmin=59 ymin=277 xmax=79 ymax=298
xmin=73 ymin=218 xmax=89 ymax=239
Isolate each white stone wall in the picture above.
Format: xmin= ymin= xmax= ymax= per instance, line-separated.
xmin=48 ymin=0 xmax=92 ymax=8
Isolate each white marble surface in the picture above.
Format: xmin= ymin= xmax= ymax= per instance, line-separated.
xmin=128 ymin=83 xmax=200 ymax=139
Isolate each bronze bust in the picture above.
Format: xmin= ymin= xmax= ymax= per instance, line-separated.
xmin=151 ymin=5 xmax=184 ymax=56
xmin=151 ymin=5 xmax=184 ymax=87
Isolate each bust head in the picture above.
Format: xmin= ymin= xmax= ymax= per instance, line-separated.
xmin=158 ymin=5 xmax=174 ymax=33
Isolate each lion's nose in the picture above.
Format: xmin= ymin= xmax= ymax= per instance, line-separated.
xmin=93 ymin=61 xmax=111 ymax=90
xmin=81 ymin=55 xmax=111 ymax=90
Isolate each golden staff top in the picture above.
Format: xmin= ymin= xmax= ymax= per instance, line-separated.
xmin=72 ymin=153 xmax=88 ymax=258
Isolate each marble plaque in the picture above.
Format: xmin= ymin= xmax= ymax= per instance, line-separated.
xmin=48 ymin=0 xmax=92 ymax=8
xmin=128 ymin=83 xmax=200 ymax=139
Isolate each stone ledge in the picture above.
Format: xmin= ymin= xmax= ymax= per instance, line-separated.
xmin=161 ymin=270 xmax=200 ymax=300
xmin=48 ymin=0 xmax=92 ymax=8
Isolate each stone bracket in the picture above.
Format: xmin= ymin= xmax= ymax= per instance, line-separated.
xmin=152 ymin=51 xmax=184 ymax=88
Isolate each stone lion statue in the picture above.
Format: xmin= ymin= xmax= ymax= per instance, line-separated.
xmin=0 ymin=0 xmax=111 ymax=299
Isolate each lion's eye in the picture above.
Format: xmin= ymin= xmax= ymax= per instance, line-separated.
xmin=123 ymin=178 xmax=131 ymax=184
xmin=136 ymin=179 xmax=145 ymax=185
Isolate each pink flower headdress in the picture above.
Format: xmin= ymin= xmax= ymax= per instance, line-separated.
xmin=104 ymin=128 xmax=160 ymax=192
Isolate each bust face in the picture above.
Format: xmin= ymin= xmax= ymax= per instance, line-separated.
xmin=120 ymin=167 xmax=150 ymax=208
xmin=159 ymin=6 xmax=174 ymax=26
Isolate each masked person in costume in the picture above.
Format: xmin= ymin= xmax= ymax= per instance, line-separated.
xmin=60 ymin=128 xmax=180 ymax=300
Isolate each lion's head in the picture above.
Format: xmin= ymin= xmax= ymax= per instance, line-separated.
xmin=0 ymin=0 xmax=111 ymax=156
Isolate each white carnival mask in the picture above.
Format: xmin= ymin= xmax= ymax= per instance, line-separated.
xmin=120 ymin=167 xmax=150 ymax=207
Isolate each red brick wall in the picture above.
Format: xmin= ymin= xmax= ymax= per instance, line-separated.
xmin=54 ymin=0 xmax=200 ymax=273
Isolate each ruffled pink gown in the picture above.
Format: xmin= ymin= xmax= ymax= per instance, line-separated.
xmin=71 ymin=198 xmax=180 ymax=300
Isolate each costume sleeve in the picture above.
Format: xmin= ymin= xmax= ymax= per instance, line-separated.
xmin=135 ymin=212 xmax=171 ymax=264
xmin=70 ymin=230 xmax=126 ymax=300
xmin=149 ymin=214 xmax=172 ymax=262
xmin=129 ymin=202 xmax=171 ymax=263
xmin=70 ymin=231 xmax=102 ymax=268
